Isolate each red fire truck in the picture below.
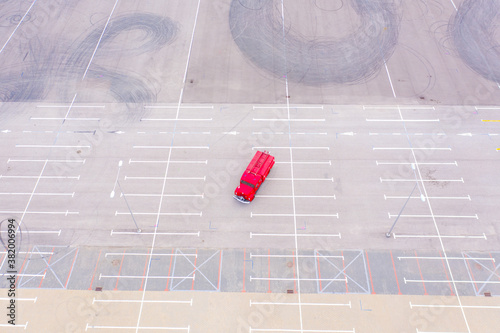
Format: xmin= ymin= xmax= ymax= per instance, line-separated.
xmin=233 ymin=151 xmax=275 ymax=203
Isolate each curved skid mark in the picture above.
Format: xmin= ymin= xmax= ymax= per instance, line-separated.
xmin=229 ymin=0 xmax=402 ymax=85
xmin=450 ymin=0 xmax=500 ymax=85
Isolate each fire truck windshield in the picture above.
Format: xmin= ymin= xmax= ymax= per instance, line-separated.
xmin=240 ymin=180 xmax=255 ymax=188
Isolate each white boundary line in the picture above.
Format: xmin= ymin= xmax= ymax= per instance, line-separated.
xmin=280 ymin=2 xmax=303 ymax=331
xmin=82 ymin=0 xmax=119 ymax=80
xmin=15 ymin=160 xmax=48 ymax=233
xmin=0 ymin=0 xmax=38 ymax=55
xmin=384 ymin=58 xmax=472 ymax=330
xmin=134 ymin=1 xmax=201 ymax=331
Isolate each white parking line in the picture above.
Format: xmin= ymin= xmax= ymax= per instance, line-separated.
xmin=253 ymin=118 xmax=325 ymax=122
xmin=388 ymin=213 xmax=478 ymax=219
xmin=110 ymin=230 xmax=200 ymax=237
xmin=124 ymin=176 xmax=205 ymax=181
xmin=121 ymin=193 xmax=203 ymax=198
xmin=129 ymin=159 xmax=207 ymax=164
xmin=251 ymin=213 xmax=339 ymax=218
xmin=250 ymin=300 xmax=351 ymax=307
xmin=370 ymin=132 xmax=446 ymax=136
xmin=410 ymin=302 xmax=500 ymax=309
xmin=115 ymin=211 xmax=201 ymax=217
xmin=14 ymin=273 xmax=46 ymax=278
xmin=253 ymin=132 xmax=328 ymax=136
xmin=381 ymin=177 xmax=464 ymax=183
xmin=385 ymin=195 xmax=470 ymax=201
xmin=267 ymin=177 xmax=334 ymax=182
xmin=16 ymin=145 xmax=91 ymax=148
xmin=137 ymin=131 xmax=211 ymax=135
xmin=144 ymin=105 xmax=214 ymax=109
xmin=0 ymin=210 xmax=78 ymax=215
xmin=373 ymin=147 xmax=451 ymax=151
xmin=250 ymin=277 xmax=346 ymax=282
xmin=363 ymin=105 xmax=436 ymax=110
xmin=250 ymin=254 xmax=343 ymax=259
xmin=393 ymin=233 xmax=487 ymax=240
xmin=85 ymin=324 xmax=189 ymax=331
xmin=0 ymin=323 xmax=28 ymax=329
xmin=0 ymin=230 xmax=61 ymax=235
xmin=250 ymin=232 xmax=341 ymax=238
xmin=405 ymin=278 xmax=500 ymax=284
xmin=275 ymin=161 xmax=331 ymax=165
xmin=140 ymin=118 xmax=212 ymax=121
xmin=249 ymin=328 xmax=354 ymax=333
xmin=93 ymin=299 xmax=192 ymax=305
xmin=8 ymin=159 xmax=85 ymax=164
xmin=377 ymin=161 xmax=458 ymax=166
xmin=0 ymin=251 xmax=52 ymax=255
xmin=256 ymin=195 xmax=336 ymax=199
xmin=99 ymin=274 xmax=193 ymax=280
xmin=133 ymin=145 xmax=209 ymax=149
xmin=0 ymin=192 xmax=75 ymax=197
xmin=0 ymin=297 xmax=36 ymax=302
xmin=30 ymin=117 xmax=100 ymax=121
xmin=36 ymin=105 xmax=105 ymax=108
xmin=253 ymin=105 xmax=324 ymax=109
xmin=366 ymin=118 xmax=439 ymax=122
xmin=253 ymin=146 xmax=329 ymax=150
xmin=399 ymin=256 xmax=494 ymax=261
xmin=105 ymin=252 xmax=197 ymax=257
xmin=0 ymin=175 xmax=80 ymax=180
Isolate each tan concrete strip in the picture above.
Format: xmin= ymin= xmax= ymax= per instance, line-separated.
xmin=1 ymin=289 xmax=499 ymax=332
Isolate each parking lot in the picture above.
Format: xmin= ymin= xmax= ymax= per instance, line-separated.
xmin=0 ymin=0 xmax=499 ymax=332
